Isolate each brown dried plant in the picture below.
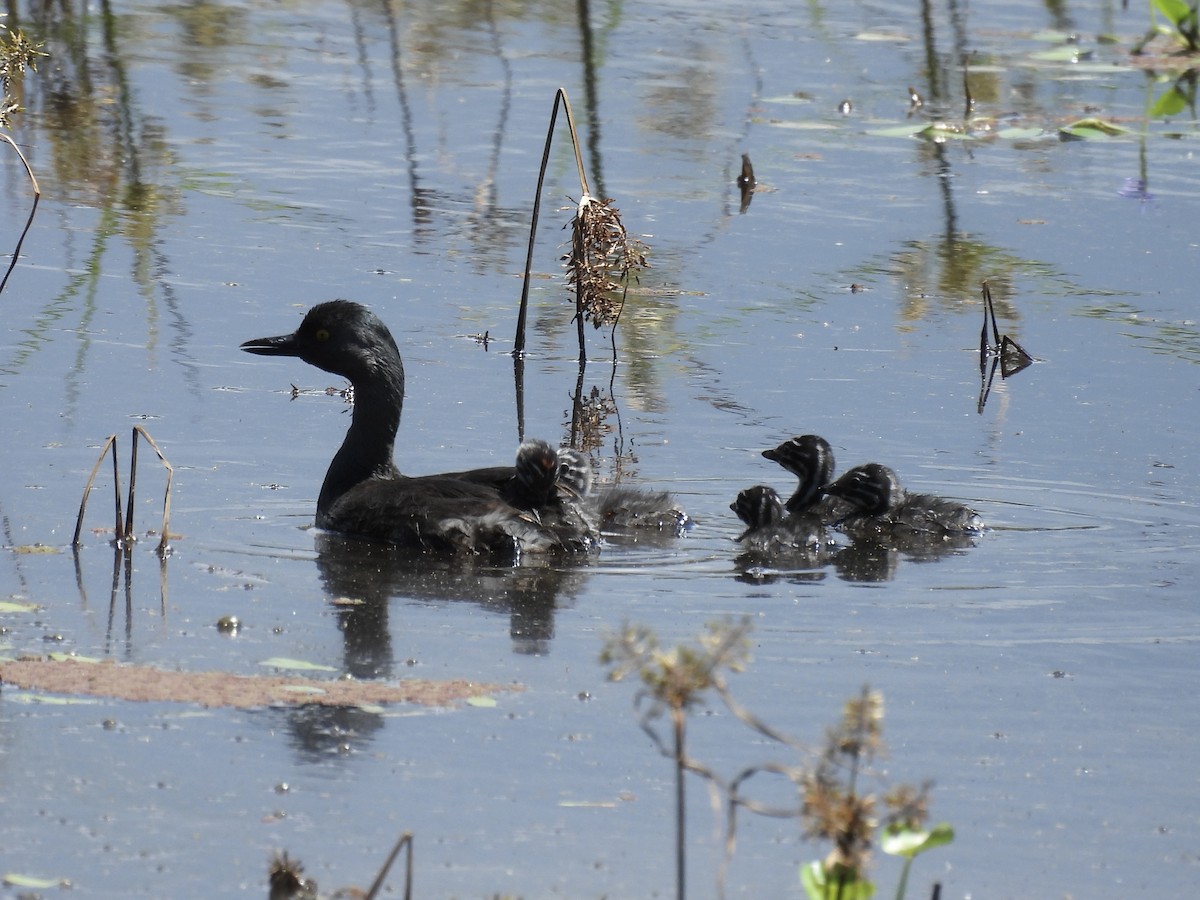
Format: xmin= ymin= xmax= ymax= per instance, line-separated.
xmin=603 ymin=620 xmax=952 ymax=900
xmin=513 ymin=88 xmax=649 ymax=359
xmin=0 ymin=14 xmax=44 ymax=295
xmin=565 ymin=193 xmax=648 ymax=331
xmin=801 ymin=688 xmax=887 ymax=881
xmin=602 ymin=617 xmax=754 ymax=900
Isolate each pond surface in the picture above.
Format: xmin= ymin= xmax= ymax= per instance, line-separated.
xmin=2 ymin=0 xmax=1199 ymax=896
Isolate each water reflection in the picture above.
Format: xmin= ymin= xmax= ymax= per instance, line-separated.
xmin=256 ymin=530 xmax=593 ymax=763
xmin=6 ymin=0 xmax=199 ymax=412
xmin=272 ymin=698 xmax=387 ymax=765
xmin=313 ymin=532 xmax=590 ymax=668
xmin=735 ymin=532 xmax=978 ymax=585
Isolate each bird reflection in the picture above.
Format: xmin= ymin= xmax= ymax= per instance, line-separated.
xmin=268 ymin=534 xmax=591 ymax=763
xmin=313 ymin=532 xmax=591 ymax=671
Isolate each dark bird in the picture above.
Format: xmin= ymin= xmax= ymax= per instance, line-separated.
xmin=550 ymin=446 xmax=687 ymax=535
xmin=824 ymin=463 xmax=984 ymax=541
xmin=241 ymin=300 xmax=596 ymax=558
xmin=730 ymin=484 xmax=828 ymax=554
xmin=761 ymin=434 xmax=838 ymax=517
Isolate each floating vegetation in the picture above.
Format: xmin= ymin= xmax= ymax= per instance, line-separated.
xmin=1059 ymin=116 xmax=1134 ymax=140
xmin=0 ymin=656 xmax=519 ymax=710
xmin=1149 ymin=70 xmax=1197 ymax=117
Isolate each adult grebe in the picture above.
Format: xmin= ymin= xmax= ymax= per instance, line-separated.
xmin=241 ymin=300 xmax=596 ymax=556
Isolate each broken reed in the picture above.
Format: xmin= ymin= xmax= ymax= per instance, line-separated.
xmin=977 ymin=280 xmax=1035 ymax=413
xmin=512 ymin=87 xmax=647 ymax=360
xmin=269 ymin=830 xmax=413 ymax=900
xmin=0 ymin=23 xmax=46 ymax=296
xmin=73 ymin=425 xmax=174 ymax=554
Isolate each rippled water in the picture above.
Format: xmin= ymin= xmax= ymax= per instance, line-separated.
xmin=2 ymin=0 xmax=1199 ymax=896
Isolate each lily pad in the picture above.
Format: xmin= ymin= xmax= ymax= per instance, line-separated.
xmin=916 ymin=123 xmax=974 ymax=141
xmin=1059 ymin=117 xmax=1132 ymax=140
xmin=3 ymin=873 xmax=68 ymax=889
xmin=0 ymin=600 xmax=38 ymax=614
xmin=258 ymin=657 xmax=337 ymax=672
xmin=867 ymin=123 xmax=929 ymax=138
xmin=1151 ymin=85 xmax=1191 ymax=118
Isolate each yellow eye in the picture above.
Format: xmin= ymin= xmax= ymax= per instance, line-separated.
xmin=315 ymin=328 xmax=330 ymax=342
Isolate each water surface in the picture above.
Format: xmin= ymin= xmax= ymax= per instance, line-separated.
xmin=2 ymin=0 xmax=1198 ymax=896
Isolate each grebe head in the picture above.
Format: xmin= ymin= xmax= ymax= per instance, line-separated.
xmin=241 ymin=300 xmax=403 ymax=387
xmin=762 ymin=434 xmax=835 ymax=511
xmin=556 ymin=449 xmax=593 ymax=499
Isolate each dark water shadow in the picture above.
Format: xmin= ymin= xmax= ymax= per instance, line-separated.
xmin=312 ymin=532 xmax=592 ymax=674
xmin=734 ymin=531 xmax=980 ymax=585
xmin=245 ymin=532 xmax=591 ymax=763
